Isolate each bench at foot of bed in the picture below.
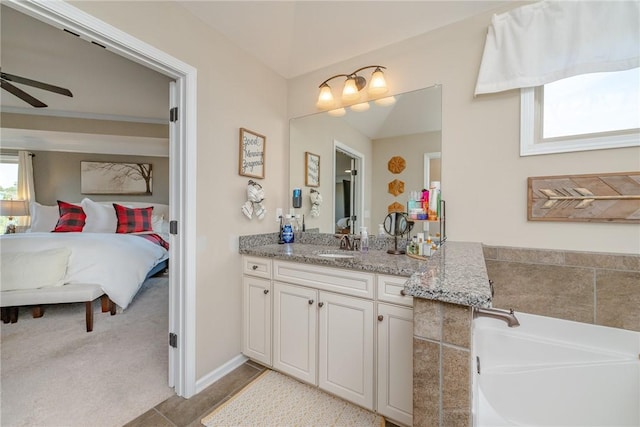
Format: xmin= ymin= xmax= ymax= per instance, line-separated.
xmin=0 ymin=284 xmax=116 ymax=332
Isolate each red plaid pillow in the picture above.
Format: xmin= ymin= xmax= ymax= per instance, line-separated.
xmin=113 ymin=204 xmax=153 ymax=233
xmin=53 ymin=201 xmax=86 ymax=232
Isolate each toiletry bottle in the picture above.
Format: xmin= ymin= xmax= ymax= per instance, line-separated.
xmin=360 ymin=226 xmax=369 ymax=253
xmin=378 ymin=224 xmax=385 ymax=237
xmin=282 ymin=215 xmax=294 ymax=243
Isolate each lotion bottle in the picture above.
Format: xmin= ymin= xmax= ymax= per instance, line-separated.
xmin=360 ymin=227 xmax=369 ymax=253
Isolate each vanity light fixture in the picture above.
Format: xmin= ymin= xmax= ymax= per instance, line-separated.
xmin=316 ymin=65 xmax=388 ymax=109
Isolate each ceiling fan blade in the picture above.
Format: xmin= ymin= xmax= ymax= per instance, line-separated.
xmin=1 ymin=79 xmax=47 ymax=108
xmin=0 ymin=71 xmax=73 ymax=97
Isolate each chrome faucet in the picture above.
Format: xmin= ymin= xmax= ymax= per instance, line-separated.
xmin=335 ymin=234 xmax=360 ymax=251
xmin=473 ymin=307 xmax=520 ymax=327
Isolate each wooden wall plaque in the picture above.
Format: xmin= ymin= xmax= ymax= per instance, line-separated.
xmin=528 ymin=172 xmax=640 ymax=223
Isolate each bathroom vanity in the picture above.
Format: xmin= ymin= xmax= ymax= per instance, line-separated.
xmin=239 ymin=235 xmax=491 ymax=427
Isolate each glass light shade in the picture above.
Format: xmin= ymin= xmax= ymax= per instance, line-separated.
xmin=350 ymin=102 xmax=370 ymax=112
xmin=327 ymin=108 xmax=346 ymax=117
xmin=342 ymin=78 xmax=361 ymax=102
xmin=374 ymin=96 xmax=396 ymax=106
xmin=368 ymin=69 xmax=388 ymax=95
xmin=316 ymin=84 xmax=335 ymax=109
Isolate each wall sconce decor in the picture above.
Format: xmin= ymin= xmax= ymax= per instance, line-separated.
xmin=316 ymin=65 xmax=388 ymax=110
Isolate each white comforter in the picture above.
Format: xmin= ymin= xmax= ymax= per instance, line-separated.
xmin=0 ymin=232 xmax=168 ymax=310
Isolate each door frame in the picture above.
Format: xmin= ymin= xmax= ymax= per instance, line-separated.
xmin=6 ymin=0 xmax=198 ymax=398
xmin=333 ymin=140 xmax=365 ymax=234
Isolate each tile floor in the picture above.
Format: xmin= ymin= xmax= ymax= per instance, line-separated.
xmin=125 ymin=361 xmax=400 ymax=427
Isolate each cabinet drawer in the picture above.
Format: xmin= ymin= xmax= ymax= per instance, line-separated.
xmin=376 ymin=275 xmax=413 ymax=307
xmin=242 ymin=256 xmax=272 ymax=279
xmin=273 ymin=260 xmax=374 ymax=299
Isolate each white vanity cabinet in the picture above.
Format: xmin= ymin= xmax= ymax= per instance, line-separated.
xmin=242 ymin=256 xmax=413 ymax=424
xmin=241 ymin=256 xmax=272 ymax=366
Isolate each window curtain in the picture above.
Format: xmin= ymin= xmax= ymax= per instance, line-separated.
xmin=17 ymin=150 xmax=35 ymax=227
xmin=475 ymin=1 xmax=640 ymax=95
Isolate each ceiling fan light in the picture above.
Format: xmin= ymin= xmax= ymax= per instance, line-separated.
xmin=327 ymin=107 xmax=346 ymax=117
xmin=350 ymin=102 xmax=370 ymax=112
xmin=342 ymin=77 xmax=360 ymax=102
xmin=316 ymin=84 xmax=335 ymax=109
xmin=368 ymin=68 xmax=388 ymax=96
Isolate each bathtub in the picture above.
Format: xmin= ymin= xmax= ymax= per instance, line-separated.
xmin=473 ymin=312 xmax=640 ymax=427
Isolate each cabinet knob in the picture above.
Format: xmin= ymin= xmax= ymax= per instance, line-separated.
xmin=308 ymin=299 xmax=314 ymax=305
xmin=378 ymin=315 xmax=384 ymax=321
xmin=263 ymin=289 xmax=269 ymax=295
xmin=400 ymin=289 xmax=406 ymax=296
xmin=252 ymin=265 xmax=258 ymax=270
xmin=318 ymin=302 xmax=324 ymax=308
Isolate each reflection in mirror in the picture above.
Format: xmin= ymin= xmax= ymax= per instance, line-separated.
xmin=290 ymin=85 xmax=441 ymax=234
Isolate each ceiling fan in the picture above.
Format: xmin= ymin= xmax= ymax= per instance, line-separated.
xmin=0 ymin=68 xmax=73 ymax=108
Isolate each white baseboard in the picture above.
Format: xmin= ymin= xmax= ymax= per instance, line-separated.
xmin=195 ymin=353 xmax=248 ymax=395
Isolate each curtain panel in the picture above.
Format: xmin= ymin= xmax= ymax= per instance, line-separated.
xmin=17 ymin=150 xmax=35 ymax=227
xmin=475 ymin=1 xmax=640 ymax=95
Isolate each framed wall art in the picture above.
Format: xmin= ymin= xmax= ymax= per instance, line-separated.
xmin=305 ymin=152 xmax=320 ymax=187
xmin=239 ymin=128 xmax=266 ymax=179
xmin=81 ymin=161 xmax=152 ymax=195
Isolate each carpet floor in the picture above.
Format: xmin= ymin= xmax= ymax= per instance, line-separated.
xmin=0 ymin=276 xmax=175 ymax=427
xmin=201 ymin=369 xmax=385 ymax=427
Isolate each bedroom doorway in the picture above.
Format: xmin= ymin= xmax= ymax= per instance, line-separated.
xmin=7 ymin=0 xmax=197 ymax=397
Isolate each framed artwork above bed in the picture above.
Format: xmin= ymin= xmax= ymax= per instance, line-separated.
xmin=81 ymin=161 xmax=153 ymax=195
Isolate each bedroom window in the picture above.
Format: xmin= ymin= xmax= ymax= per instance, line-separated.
xmin=0 ymin=154 xmax=19 ymax=233
xmin=521 ymin=67 xmax=640 ymax=156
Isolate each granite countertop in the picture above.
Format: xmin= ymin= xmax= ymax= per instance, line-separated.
xmin=240 ymin=233 xmax=492 ymax=308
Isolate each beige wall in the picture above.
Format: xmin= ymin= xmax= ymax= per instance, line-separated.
xmin=71 ymin=1 xmax=289 ymax=380
xmin=288 ymin=4 xmax=640 ymax=255
xmin=30 ymin=151 xmax=169 ymax=205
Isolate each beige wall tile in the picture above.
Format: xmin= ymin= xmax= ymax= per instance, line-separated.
xmin=442 ymin=346 xmax=470 ymax=426
xmin=566 ymin=252 xmax=640 ymax=272
xmin=442 ymin=303 xmax=471 ymax=349
xmin=596 ymin=270 xmax=640 ymax=332
xmin=414 ymin=299 xmax=442 ymax=340
xmin=496 ymin=247 xmax=564 ymax=265
xmin=413 ymin=338 xmax=440 ymax=427
xmin=486 ymin=260 xmax=595 ymax=323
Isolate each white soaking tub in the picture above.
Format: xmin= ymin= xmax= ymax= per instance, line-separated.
xmin=473 ymin=311 xmax=640 ymax=427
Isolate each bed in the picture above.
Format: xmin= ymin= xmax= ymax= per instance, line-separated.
xmin=0 ymin=198 xmax=170 ymax=330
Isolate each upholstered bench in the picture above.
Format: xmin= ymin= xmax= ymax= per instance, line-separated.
xmin=0 ymin=284 xmax=115 ymax=332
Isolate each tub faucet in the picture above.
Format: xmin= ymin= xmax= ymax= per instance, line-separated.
xmin=473 ymin=307 xmax=520 ymax=327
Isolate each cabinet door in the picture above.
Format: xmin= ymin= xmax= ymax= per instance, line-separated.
xmin=318 ymin=291 xmax=374 ymax=410
xmin=273 ymin=281 xmax=317 ymax=385
xmin=242 ymin=275 xmax=272 ymax=366
xmin=377 ymin=303 xmax=414 ymax=426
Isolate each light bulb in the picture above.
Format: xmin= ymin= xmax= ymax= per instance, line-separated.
xmin=350 ymin=102 xmax=370 ymax=112
xmin=342 ymin=77 xmax=360 ymax=102
xmin=316 ymin=84 xmax=335 ymax=109
xmin=368 ymin=68 xmax=388 ymax=96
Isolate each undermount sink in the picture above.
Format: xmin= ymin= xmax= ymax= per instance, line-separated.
xmin=316 ymin=252 xmax=355 ymax=259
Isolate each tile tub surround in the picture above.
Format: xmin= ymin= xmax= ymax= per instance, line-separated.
xmin=484 ymin=245 xmax=640 ymax=332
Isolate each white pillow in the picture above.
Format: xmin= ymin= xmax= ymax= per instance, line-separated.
xmin=1 ymin=247 xmax=71 ymax=291
xmin=81 ymin=198 xmax=117 ymax=233
xmin=30 ymin=202 xmax=60 ymax=232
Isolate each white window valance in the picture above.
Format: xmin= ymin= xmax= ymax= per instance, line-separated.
xmin=475 ymin=1 xmax=640 ymax=95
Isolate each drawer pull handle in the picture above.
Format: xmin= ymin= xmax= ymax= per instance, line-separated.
xmin=308 ymin=299 xmax=314 ymax=305
xmin=400 ymin=289 xmax=406 ymax=296
xmin=263 ymin=289 xmax=269 ymax=295
xmin=378 ymin=315 xmax=384 ymax=321
xmin=318 ymin=302 xmax=324 ymax=308
xmin=252 ymin=265 xmax=258 ymax=270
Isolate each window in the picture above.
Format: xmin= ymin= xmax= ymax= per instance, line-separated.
xmin=520 ymin=68 xmax=640 ymax=156
xmin=0 ymin=154 xmax=20 ymax=233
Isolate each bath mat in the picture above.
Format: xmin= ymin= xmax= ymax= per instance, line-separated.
xmin=201 ymin=369 xmax=385 ymax=426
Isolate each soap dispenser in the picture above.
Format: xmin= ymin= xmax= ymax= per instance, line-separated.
xmin=360 ymin=226 xmax=369 ymax=253
xmin=282 ymin=215 xmax=294 ymax=243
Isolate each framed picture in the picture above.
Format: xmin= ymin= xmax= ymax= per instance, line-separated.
xmin=81 ymin=161 xmax=152 ymax=195
xmin=238 ymin=128 xmax=266 ymax=179
xmin=305 ymin=152 xmax=320 ymax=187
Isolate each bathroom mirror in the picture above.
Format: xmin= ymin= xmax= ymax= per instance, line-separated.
xmin=289 ymin=85 xmax=442 ymax=234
